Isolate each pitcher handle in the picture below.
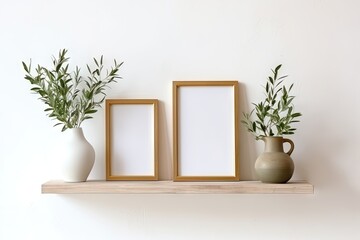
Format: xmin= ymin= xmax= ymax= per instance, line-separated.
xmin=283 ymin=138 xmax=294 ymax=156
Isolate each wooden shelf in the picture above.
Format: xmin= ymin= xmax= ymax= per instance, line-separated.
xmin=42 ymin=180 xmax=313 ymax=194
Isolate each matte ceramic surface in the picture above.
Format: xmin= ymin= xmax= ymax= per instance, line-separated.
xmin=255 ymin=137 xmax=294 ymax=183
xmin=62 ymin=128 xmax=95 ymax=182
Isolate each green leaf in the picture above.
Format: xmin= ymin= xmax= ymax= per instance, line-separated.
xmin=269 ymin=129 xmax=274 ymax=136
xmin=275 ymin=80 xmax=283 ymax=88
xmin=82 ymin=116 xmax=93 ymax=121
xmin=30 ymin=87 xmax=41 ymax=91
xmin=22 ymin=61 xmax=29 ymax=72
xmin=269 ymin=77 xmax=274 ymax=84
xmin=24 ymin=75 xmax=33 ymax=82
xmin=259 ymin=123 xmax=264 ymax=131
xmin=85 ymin=109 xmax=97 ymax=114
xmin=289 ymin=83 xmax=294 ymax=92
xmin=93 ymin=57 xmax=99 ymax=67
xmin=275 ymin=64 xmax=282 ymax=72
xmin=277 ymin=75 xmax=288 ymax=81
xmin=291 ymin=112 xmax=302 ymax=118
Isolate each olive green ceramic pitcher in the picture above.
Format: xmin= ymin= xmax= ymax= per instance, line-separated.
xmin=255 ymin=136 xmax=295 ymax=183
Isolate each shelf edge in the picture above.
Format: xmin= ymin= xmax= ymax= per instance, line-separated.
xmin=42 ymin=180 xmax=314 ymax=194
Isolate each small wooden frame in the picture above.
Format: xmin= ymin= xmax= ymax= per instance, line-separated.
xmin=173 ymin=81 xmax=240 ymax=181
xmin=106 ymin=99 xmax=158 ymax=180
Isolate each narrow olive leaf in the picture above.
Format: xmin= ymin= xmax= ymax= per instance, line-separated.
xmin=86 ymin=64 xmax=92 ymax=74
xmin=22 ymin=61 xmax=29 ymax=72
xmin=82 ymin=116 xmax=93 ymax=121
xmin=269 ymin=76 xmax=274 ymax=84
xmin=275 ymin=64 xmax=282 ymax=72
xmin=277 ymin=75 xmax=288 ymax=81
xmin=93 ymin=57 xmax=99 ymax=67
xmin=289 ymin=83 xmax=294 ymax=92
xmin=30 ymin=87 xmax=41 ymax=91
xmin=85 ymin=109 xmax=97 ymax=114
xmin=260 ymin=124 xmax=266 ymax=133
xmin=275 ymin=80 xmax=284 ymax=88
xmin=283 ymin=86 xmax=288 ymax=95
xmin=25 ymin=75 xmax=33 ymax=81
xmin=53 ymin=123 xmax=63 ymax=128
xmin=291 ymin=112 xmax=302 ymax=118
xmin=269 ymin=129 xmax=274 ymax=136
xmin=287 ymin=97 xmax=294 ymax=105
xmin=55 ymin=57 xmax=65 ymax=72
xmin=288 ymin=106 xmax=293 ymax=115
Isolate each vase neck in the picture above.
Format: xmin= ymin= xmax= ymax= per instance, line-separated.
xmin=262 ymin=137 xmax=284 ymax=152
xmin=67 ymin=128 xmax=85 ymax=139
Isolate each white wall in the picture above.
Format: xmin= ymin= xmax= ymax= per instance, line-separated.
xmin=1 ymin=0 xmax=359 ymax=239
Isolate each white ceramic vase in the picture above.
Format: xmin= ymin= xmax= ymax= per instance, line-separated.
xmin=62 ymin=128 xmax=95 ymax=182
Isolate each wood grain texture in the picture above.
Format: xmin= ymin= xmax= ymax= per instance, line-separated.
xmin=42 ymin=180 xmax=314 ymax=194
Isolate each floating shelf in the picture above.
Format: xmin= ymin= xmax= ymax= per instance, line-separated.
xmin=42 ymin=180 xmax=313 ymax=194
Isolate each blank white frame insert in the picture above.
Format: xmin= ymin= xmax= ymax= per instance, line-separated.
xmin=173 ymin=81 xmax=239 ymax=181
xmin=106 ymin=99 xmax=158 ymax=180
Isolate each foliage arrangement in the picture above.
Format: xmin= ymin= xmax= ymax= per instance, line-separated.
xmin=22 ymin=49 xmax=123 ymax=131
xmin=242 ymin=64 xmax=302 ymax=140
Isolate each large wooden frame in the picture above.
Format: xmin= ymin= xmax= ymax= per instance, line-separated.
xmin=173 ymin=81 xmax=239 ymax=181
xmin=106 ymin=99 xmax=159 ymax=180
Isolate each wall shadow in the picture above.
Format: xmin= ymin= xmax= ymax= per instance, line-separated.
xmin=238 ymin=82 xmax=258 ymax=180
xmin=158 ymin=100 xmax=172 ymax=180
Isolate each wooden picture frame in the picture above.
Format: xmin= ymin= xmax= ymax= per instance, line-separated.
xmin=173 ymin=81 xmax=239 ymax=181
xmin=106 ymin=99 xmax=159 ymax=180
